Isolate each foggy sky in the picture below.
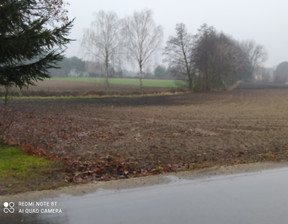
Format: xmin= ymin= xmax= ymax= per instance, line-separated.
xmin=65 ymin=0 xmax=288 ymax=68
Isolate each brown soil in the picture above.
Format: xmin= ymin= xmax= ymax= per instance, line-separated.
xmin=2 ymin=86 xmax=288 ymax=192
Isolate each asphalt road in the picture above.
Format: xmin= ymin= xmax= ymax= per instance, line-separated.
xmin=1 ymin=167 xmax=288 ymax=224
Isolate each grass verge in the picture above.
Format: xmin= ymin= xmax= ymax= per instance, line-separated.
xmin=50 ymin=77 xmax=188 ymax=88
xmin=0 ymin=144 xmax=66 ymax=195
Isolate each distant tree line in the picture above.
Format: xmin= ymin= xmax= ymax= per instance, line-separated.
xmin=49 ymin=57 xmax=86 ymax=77
xmin=49 ymin=57 xmax=140 ymax=78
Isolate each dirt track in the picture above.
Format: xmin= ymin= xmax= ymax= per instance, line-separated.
xmin=2 ymin=86 xmax=288 ymax=182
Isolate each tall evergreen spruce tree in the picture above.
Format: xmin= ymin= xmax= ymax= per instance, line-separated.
xmin=0 ymin=0 xmax=73 ymax=103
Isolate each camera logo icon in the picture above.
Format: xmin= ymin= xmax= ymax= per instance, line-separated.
xmin=3 ymin=202 xmax=15 ymax=213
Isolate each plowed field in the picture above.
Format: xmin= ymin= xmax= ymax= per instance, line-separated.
xmin=2 ymin=84 xmax=288 ymax=183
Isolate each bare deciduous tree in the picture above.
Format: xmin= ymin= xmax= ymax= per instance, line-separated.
xmin=208 ymin=33 xmax=250 ymax=88
xmin=164 ymin=23 xmax=194 ymax=90
xmin=192 ymin=24 xmax=219 ymax=91
xmin=192 ymin=24 xmax=255 ymax=90
xmin=123 ymin=9 xmax=163 ymax=93
xmin=240 ymin=40 xmax=268 ymax=79
xmin=81 ymin=11 xmax=122 ymax=92
xmin=274 ymin=61 xmax=288 ymax=83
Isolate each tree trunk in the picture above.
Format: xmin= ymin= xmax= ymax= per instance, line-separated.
xmin=1 ymin=86 xmax=14 ymax=136
xmin=188 ymin=73 xmax=194 ymax=91
xmin=4 ymin=86 xmax=9 ymax=108
xmin=139 ymin=63 xmax=144 ymax=94
xmin=105 ymin=54 xmax=110 ymax=94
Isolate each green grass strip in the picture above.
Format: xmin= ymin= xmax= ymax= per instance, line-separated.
xmin=0 ymin=144 xmax=60 ymax=179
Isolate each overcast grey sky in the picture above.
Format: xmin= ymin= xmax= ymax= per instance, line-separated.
xmin=65 ymin=0 xmax=288 ymax=68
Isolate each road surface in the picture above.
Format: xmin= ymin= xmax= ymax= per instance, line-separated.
xmin=1 ymin=166 xmax=288 ymax=224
